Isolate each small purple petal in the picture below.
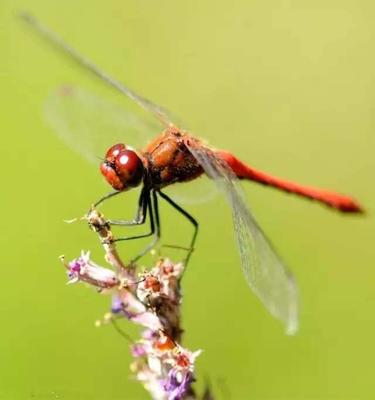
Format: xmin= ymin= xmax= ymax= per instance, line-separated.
xmin=70 ymin=260 xmax=82 ymax=273
xmin=111 ymin=296 xmax=123 ymax=314
xmin=142 ymin=329 xmax=158 ymax=340
xmin=66 ymin=252 xmax=118 ymax=289
xmin=131 ymin=343 xmax=146 ymax=357
xmin=164 ymin=369 xmax=193 ymax=400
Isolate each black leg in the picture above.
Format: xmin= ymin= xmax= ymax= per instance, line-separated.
xmin=113 ymin=190 xmax=154 ymax=243
xmin=93 ymin=190 xmax=121 ymax=208
xmin=129 ymin=190 xmax=161 ymax=264
xmin=108 ymin=186 xmax=149 ymax=226
xmin=91 ymin=187 xmax=148 ymax=227
xmin=157 ymin=190 xmax=198 ymax=267
xmin=153 ymin=190 xmax=161 ymax=238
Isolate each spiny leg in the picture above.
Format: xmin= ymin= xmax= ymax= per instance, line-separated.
xmin=108 ymin=186 xmax=150 ymax=226
xmin=108 ymin=186 xmax=149 ymax=226
xmin=112 ymin=189 xmax=154 ymax=243
xmin=130 ymin=190 xmax=161 ymax=264
xmin=93 ymin=190 xmax=121 ymax=209
xmin=157 ymin=190 xmax=198 ymax=268
xmin=93 ymin=188 xmax=160 ymax=262
xmin=91 ymin=187 xmax=148 ymax=228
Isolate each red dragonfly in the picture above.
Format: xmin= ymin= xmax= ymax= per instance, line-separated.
xmin=22 ymin=14 xmax=363 ymax=334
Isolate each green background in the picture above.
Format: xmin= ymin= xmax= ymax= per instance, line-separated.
xmin=1 ymin=1 xmax=374 ymax=399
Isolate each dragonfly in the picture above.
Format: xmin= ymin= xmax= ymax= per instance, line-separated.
xmin=21 ymin=13 xmax=363 ymax=335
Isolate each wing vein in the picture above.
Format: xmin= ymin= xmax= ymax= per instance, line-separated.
xmin=185 ymin=141 xmax=298 ymax=334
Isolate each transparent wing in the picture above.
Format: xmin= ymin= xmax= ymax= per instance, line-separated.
xmin=185 ymin=141 xmax=298 ymax=334
xmin=44 ymin=85 xmax=162 ymax=164
xmin=21 ymin=12 xmax=175 ymax=128
xmin=21 ymin=14 xmax=217 ymax=202
xmin=44 ymin=86 xmax=218 ymax=204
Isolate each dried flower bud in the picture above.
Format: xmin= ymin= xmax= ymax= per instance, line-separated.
xmin=62 ymin=209 xmax=208 ymax=399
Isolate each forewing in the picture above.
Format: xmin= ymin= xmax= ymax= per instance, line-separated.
xmin=185 ymin=141 xmax=298 ymax=334
xmin=44 ymin=86 xmax=218 ymax=204
xmin=44 ymin=86 xmax=162 ymax=164
xmin=104 ymin=77 xmax=176 ymax=128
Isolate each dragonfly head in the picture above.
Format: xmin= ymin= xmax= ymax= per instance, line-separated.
xmin=100 ymin=143 xmax=144 ymax=191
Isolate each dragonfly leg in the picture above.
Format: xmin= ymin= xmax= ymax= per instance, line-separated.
xmin=91 ymin=187 xmax=149 ymax=227
xmin=111 ymin=189 xmax=154 ymax=243
xmin=92 ymin=190 xmax=122 ymax=208
xmin=157 ymin=190 xmax=198 ymax=268
xmin=108 ymin=186 xmax=148 ymax=226
xmin=129 ymin=190 xmax=161 ymax=264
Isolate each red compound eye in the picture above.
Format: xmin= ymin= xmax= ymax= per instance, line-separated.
xmin=114 ymin=149 xmax=144 ymax=187
xmin=105 ymin=143 xmax=126 ymax=163
xmin=100 ymin=162 xmax=124 ymax=191
xmin=101 ymin=144 xmax=144 ymax=190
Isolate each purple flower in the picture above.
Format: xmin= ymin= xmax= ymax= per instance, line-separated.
xmin=164 ymin=369 xmax=193 ymax=400
xmin=131 ymin=343 xmax=147 ymax=357
xmin=66 ymin=251 xmax=119 ymax=289
xmin=111 ymin=296 xmax=139 ymax=320
xmin=114 ymin=290 xmax=163 ymax=331
xmin=111 ymin=296 xmax=123 ymax=314
xmin=62 ymin=240 xmax=202 ymax=398
xmin=67 ymin=258 xmax=84 ymax=280
xmin=142 ymin=329 xmax=158 ymax=340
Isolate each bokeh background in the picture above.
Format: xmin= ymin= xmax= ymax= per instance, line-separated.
xmin=1 ymin=1 xmax=374 ymax=399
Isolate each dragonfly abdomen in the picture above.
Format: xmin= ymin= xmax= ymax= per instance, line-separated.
xmin=217 ymin=150 xmax=363 ymax=213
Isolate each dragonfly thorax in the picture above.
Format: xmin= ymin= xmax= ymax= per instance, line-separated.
xmin=100 ymin=143 xmax=144 ymax=191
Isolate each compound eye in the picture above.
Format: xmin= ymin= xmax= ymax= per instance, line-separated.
xmin=105 ymin=143 xmax=126 ymax=163
xmin=115 ymin=149 xmax=144 ymax=187
xmin=100 ymin=162 xmax=124 ymax=191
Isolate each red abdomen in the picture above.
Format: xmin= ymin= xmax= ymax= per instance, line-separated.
xmin=217 ymin=151 xmax=363 ymax=213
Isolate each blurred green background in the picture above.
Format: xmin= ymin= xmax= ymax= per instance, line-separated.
xmin=1 ymin=1 xmax=374 ymax=399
